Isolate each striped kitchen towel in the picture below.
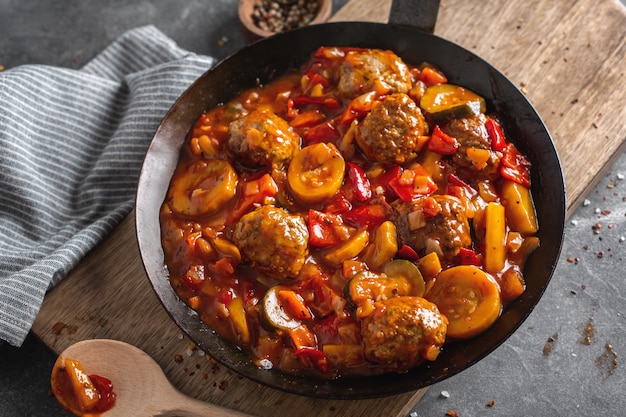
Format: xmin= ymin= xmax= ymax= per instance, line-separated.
xmin=0 ymin=25 xmax=215 ymax=346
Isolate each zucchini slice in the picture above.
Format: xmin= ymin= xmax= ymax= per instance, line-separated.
xmin=420 ymin=84 xmax=486 ymax=122
xmin=261 ymin=285 xmax=301 ymax=331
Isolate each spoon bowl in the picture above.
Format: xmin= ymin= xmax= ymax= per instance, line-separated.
xmin=51 ymin=339 xmax=251 ymax=417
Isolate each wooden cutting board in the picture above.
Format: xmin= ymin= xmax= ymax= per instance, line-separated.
xmin=33 ymin=0 xmax=626 ymax=416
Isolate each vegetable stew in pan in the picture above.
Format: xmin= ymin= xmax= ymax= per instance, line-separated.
xmin=159 ymin=46 xmax=539 ymax=378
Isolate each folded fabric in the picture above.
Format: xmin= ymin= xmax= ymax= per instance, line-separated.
xmin=0 ymin=25 xmax=215 ymax=346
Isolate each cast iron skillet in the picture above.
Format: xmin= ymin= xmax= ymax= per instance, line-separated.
xmin=136 ymin=0 xmax=565 ymax=399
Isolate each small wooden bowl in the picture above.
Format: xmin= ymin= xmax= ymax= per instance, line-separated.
xmin=238 ymin=0 xmax=332 ymax=41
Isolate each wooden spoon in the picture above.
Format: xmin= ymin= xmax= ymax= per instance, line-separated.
xmin=51 ymin=338 xmax=252 ymax=417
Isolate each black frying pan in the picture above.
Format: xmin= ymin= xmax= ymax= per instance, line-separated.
xmin=136 ymin=0 xmax=565 ymax=399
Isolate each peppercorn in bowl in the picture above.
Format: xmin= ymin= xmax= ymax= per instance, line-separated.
xmin=238 ymin=0 xmax=332 ymax=40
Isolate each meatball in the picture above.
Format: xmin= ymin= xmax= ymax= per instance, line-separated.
xmin=337 ymin=49 xmax=412 ymax=99
xmin=228 ymin=109 xmax=300 ymax=169
xmin=441 ymin=114 xmax=502 ymax=181
xmin=361 ymin=296 xmax=448 ymax=371
xmin=355 ymin=93 xmax=428 ymax=165
xmin=232 ymin=205 xmax=308 ymax=280
xmin=392 ymin=195 xmax=471 ymax=261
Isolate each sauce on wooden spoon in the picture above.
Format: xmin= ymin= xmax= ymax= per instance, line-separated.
xmin=50 ymin=339 xmax=251 ymax=417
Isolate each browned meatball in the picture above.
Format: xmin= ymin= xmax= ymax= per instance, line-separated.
xmin=392 ymin=195 xmax=471 ymax=261
xmin=232 ymin=205 xmax=308 ymax=280
xmin=441 ymin=114 xmax=502 ymax=181
xmin=361 ymin=296 xmax=448 ymax=371
xmin=337 ymin=49 xmax=412 ymax=99
xmin=355 ymin=93 xmax=428 ymax=165
xmin=228 ymin=109 xmax=300 ymax=169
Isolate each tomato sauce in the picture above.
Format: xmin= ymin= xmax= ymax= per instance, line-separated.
xmin=160 ymin=46 xmax=539 ymax=378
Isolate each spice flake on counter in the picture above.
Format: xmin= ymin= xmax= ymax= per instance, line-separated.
xmin=595 ymin=343 xmax=618 ymax=380
xmin=580 ymin=317 xmax=596 ymax=346
xmin=543 ymin=332 xmax=559 ymax=356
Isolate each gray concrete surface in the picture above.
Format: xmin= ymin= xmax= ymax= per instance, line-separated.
xmin=1 ymin=1 xmax=626 ymax=416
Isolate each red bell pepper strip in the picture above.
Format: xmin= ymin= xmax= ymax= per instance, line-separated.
xmin=217 ymin=288 xmax=234 ymax=305
xmin=422 ymin=196 xmax=441 ymax=218
xmin=313 ymin=46 xmax=368 ymax=60
xmin=294 ymin=346 xmax=329 ymax=373
xmin=290 ymin=110 xmax=326 ymax=128
xmin=447 ymin=173 xmax=477 ymax=196
xmin=388 ymin=166 xmax=438 ymax=202
xmin=229 ymin=173 xmax=278 ymax=221
xmin=312 ymin=314 xmax=340 ymax=344
xmin=306 ymin=72 xmax=330 ymax=88
xmin=346 ymin=162 xmax=372 ymax=202
xmin=307 ymin=209 xmax=346 ymax=247
xmin=485 ymin=118 xmax=507 ymax=152
xmin=291 ymin=95 xmax=341 ymax=110
xmin=500 ymin=143 xmax=531 ymax=188
xmin=344 ymin=201 xmax=392 ymax=231
xmin=428 ymin=125 xmax=459 ymax=155
xmin=313 ymin=46 xmax=347 ymax=60
xmin=418 ymin=66 xmax=448 ymax=86
xmin=340 ymin=91 xmax=380 ymax=126
xmin=323 ymin=192 xmax=352 ymax=214
xmin=458 ymin=247 xmax=482 ymax=266
xmin=396 ymin=244 xmax=420 ymax=261
xmin=88 ymin=374 xmax=116 ymax=412
xmin=302 ymin=121 xmax=340 ymax=144
xmin=182 ymin=264 xmax=205 ymax=291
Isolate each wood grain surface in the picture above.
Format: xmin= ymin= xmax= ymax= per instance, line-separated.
xmin=32 ymin=0 xmax=626 ymax=416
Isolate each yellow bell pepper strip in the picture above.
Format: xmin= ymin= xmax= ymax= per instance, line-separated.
xmin=323 ymin=229 xmax=369 ymax=265
xmin=484 ymin=202 xmax=507 ymax=274
xmin=500 ymin=179 xmax=538 ymax=234
xmin=228 ymin=296 xmax=251 ymax=345
xmin=500 ymin=143 xmax=531 ymax=188
xmin=428 ymin=125 xmax=459 ymax=155
xmin=64 ymin=358 xmax=99 ymax=412
xmin=364 ymin=220 xmax=398 ymax=269
xmin=485 ymin=118 xmax=507 ymax=151
xmin=418 ymin=251 xmax=442 ymax=280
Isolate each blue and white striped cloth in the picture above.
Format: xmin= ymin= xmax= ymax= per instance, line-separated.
xmin=0 ymin=26 xmax=215 ymax=346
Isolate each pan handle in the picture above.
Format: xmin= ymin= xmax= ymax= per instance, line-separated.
xmin=388 ymin=0 xmax=441 ymax=34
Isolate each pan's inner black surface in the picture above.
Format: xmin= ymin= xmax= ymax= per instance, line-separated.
xmin=136 ymin=21 xmax=565 ymax=399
